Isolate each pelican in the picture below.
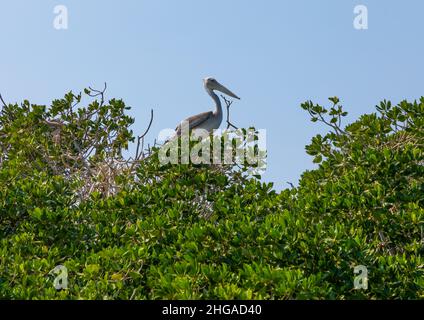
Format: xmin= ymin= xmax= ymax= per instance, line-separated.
xmin=175 ymin=77 xmax=240 ymax=136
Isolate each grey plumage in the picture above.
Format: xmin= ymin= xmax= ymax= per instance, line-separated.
xmin=175 ymin=77 xmax=240 ymax=136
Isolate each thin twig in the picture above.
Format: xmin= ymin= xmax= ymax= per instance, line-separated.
xmin=286 ymin=182 xmax=295 ymax=188
xmin=221 ymin=95 xmax=239 ymax=130
xmin=88 ymin=82 xmax=107 ymax=106
xmin=0 ymin=93 xmax=7 ymax=108
xmin=135 ymin=109 xmax=154 ymax=161
xmin=140 ymin=109 xmax=154 ymax=139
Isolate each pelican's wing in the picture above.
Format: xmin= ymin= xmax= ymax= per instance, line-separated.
xmin=175 ymin=111 xmax=213 ymax=136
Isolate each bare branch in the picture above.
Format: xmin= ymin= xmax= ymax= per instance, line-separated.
xmin=135 ymin=109 xmax=154 ymax=161
xmin=88 ymin=82 xmax=107 ymax=106
xmin=0 ymin=93 xmax=7 ymax=108
xmin=221 ymin=95 xmax=239 ymax=130
xmin=140 ymin=109 xmax=154 ymax=139
xmin=286 ymin=182 xmax=295 ymax=188
xmin=88 ymin=82 xmax=107 ymax=96
xmin=44 ymin=119 xmax=64 ymax=128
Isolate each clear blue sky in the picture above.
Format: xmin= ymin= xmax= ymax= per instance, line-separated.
xmin=1 ymin=1 xmax=423 ymax=189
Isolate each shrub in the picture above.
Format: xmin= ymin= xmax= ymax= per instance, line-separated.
xmin=0 ymin=90 xmax=422 ymax=299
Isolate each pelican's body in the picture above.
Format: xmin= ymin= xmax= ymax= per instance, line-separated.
xmin=175 ymin=77 xmax=240 ymax=136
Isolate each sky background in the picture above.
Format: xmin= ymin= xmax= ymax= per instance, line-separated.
xmin=1 ymin=0 xmax=423 ymax=190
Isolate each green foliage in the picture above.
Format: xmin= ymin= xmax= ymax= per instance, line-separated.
xmin=0 ymin=91 xmax=422 ymax=299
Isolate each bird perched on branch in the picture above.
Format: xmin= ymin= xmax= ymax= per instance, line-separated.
xmin=175 ymin=77 xmax=240 ymax=136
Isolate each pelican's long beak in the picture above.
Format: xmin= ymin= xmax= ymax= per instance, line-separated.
xmin=216 ymin=82 xmax=240 ymax=100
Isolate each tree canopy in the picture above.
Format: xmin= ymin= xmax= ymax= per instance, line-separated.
xmin=0 ymin=89 xmax=422 ymax=299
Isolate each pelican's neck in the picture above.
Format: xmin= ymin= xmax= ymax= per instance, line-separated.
xmin=206 ymin=88 xmax=223 ymax=119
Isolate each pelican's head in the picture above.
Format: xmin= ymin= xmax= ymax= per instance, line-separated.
xmin=203 ymin=77 xmax=240 ymax=100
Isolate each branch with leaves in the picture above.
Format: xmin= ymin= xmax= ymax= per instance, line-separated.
xmin=0 ymin=84 xmax=158 ymax=200
xmin=0 ymin=84 xmax=248 ymax=200
xmin=301 ymin=97 xmax=347 ymax=136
